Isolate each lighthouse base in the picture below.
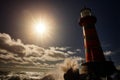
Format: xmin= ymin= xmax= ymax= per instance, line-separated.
xmin=80 ymin=61 xmax=116 ymax=77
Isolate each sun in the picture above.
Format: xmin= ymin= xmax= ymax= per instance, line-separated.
xmin=29 ymin=16 xmax=56 ymax=44
xmin=34 ymin=22 xmax=47 ymax=35
xmin=35 ymin=22 xmax=46 ymax=34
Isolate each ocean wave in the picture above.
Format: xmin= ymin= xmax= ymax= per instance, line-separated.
xmin=0 ymin=71 xmax=44 ymax=80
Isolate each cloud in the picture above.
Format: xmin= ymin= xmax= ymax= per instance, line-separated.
xmin=0 ymin=33 xmax=83 ymax=68
xmin=104 ymin=50 xmax=120 ymax=66
xmin=104 ymin=51 xmax=113 ymax=56
xmin=0 ymin=33 xmax=25 ymax=57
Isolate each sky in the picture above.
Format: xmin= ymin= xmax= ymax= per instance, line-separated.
xmin=0 ymin=0 xmax=120 ymax=71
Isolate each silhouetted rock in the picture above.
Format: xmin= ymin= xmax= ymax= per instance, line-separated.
xmin=64 ymin=68 xmax=80 ymax=80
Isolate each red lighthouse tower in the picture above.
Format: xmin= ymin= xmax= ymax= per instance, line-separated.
xmin=79 ymin=7 xmax=117 ymax=79
xmin=80 ymin=8 xmax=105 ymax=62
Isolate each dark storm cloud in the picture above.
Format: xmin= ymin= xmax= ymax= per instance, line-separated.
xmin=0 ymin=33 xmax=83 ymax=67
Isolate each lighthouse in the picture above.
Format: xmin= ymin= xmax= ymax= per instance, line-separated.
xmin=79 ymin=7 xmax=117 ymax=79
xmin=79 ymin=7 xmax=105 ymax=62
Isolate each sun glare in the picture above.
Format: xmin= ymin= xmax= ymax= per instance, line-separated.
xmin=35 ymin=22 xmax=46 ymax=34
xmin=29 ymin=15 xmax=56 ymax=44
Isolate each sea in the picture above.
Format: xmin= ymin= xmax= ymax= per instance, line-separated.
xmin=0 ymin=67 xmax=64 ymax=80
xmin=0 ymin=58 xmax=77 ymax=80
xmin=0 ymin=70 xmax=45 ymax=80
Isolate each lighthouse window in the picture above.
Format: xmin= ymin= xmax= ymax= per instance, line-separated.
xmin=81 ymin=10 xmax=91 ymax=18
